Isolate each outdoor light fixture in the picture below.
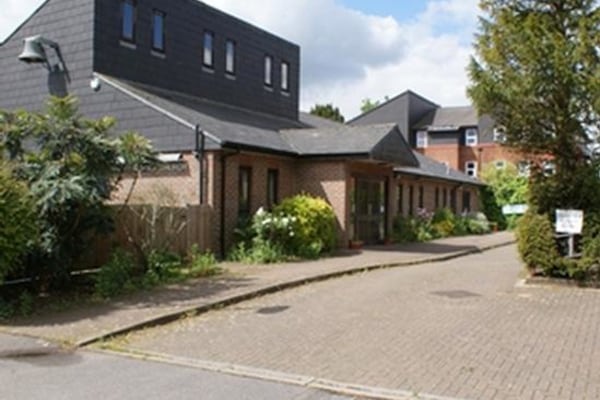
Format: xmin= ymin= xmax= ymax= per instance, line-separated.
xmin=18 ymin=35 xmax=65 ymax=71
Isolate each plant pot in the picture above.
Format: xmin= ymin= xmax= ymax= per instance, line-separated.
xmin=349 ymin=240 xmax=364 ymax=250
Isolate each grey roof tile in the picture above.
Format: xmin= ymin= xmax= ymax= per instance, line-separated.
xmin=415 ymin=106 xmax=478 ymax=130
xmin=396 ymin=151 xmax=484 ymax=186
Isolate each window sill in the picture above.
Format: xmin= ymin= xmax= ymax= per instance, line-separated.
xmin=280 ymin=90 xmax=290 ymax=97
xmin=119 ymin=40 xmax=137 ymax=50
xmin=264 ymin=85 xmax=274 ymax=92
xmin=151 ymin=50 xmax=166 ymax=59
xmin=202 ymin=66 xmax=215 ymax=74
xmin=225 ymin=73 xmax=236 ymax=80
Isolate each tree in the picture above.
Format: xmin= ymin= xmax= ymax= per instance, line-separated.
xmin=360 ymin=98 xmax=380 ymax=114
xmin=468 ymin=0 xmax=600 ymax=212
xmin=0 ymin=96 xmax=155 ymax=289
xmin=0 ymin=164 xmax=38 ymax=283
xmin=309 ymin=103 xmax=345 ymax=123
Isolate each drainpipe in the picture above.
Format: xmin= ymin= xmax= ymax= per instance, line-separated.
xmin=194 ymin=125 xmax=206 ymax=204
xmin=220 ymin=149 xmax=240 ymax=258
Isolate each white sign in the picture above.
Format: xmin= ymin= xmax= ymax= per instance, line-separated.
xmin=502 ymin=204 xmax=528 ymax=215
xmin=555 ymin=209 xmax=584 ymax=234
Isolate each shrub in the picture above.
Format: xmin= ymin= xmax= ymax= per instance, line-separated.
xmin=274 ymin=194 xmax=337 ymax=257
xmin=95 ymin=249 xmax=138 ymax=298
xmin=143 ymin=249 xmax=182 ymax=286
xmin=0 ymin=165 xmax=38 ymax=283
xmin=516 ymin=212 xmax=559 ymax=274
xmin=392 ymin=215 xmax=418 ymax=243
xmin=187 ymin=245 xmax=220 ymax=277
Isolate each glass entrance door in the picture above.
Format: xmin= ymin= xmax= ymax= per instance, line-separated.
xmin=353 ymin=178 xmax=387 ymax=244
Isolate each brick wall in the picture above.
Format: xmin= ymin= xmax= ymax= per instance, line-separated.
xmin=295 ymin=161 xmax=348 ymax=245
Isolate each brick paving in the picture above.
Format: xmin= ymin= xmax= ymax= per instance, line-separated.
xmin=122 ymin=245 xmax=600 ymax=400
xmin=0 ymin=232 xmax=513 ymax=345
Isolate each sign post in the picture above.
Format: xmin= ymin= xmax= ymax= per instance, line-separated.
xmin=555 ymin=209 xmax=584 ymax=258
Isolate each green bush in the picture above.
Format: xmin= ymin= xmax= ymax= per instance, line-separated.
xmin=392 ymin=215 xmax=419 ymax=243
xmin=274 ymin=194 xmax=337 ymax=257
xmin=145 ymin=249 xmax=182 ymax=283
xmin=0 ymin=165 xmax=38 ymax=283
xmin=95 ymin=249 xmax=138 ymax=298
xmin=516 ymin=212 xmax=559 ymax=274
xmin=187 ymin=245 xmax=220 ymax=277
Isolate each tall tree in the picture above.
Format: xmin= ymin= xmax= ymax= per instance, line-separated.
xmin=309 ymin=103 xmax=345 ymax=123
xmin=468 ymin=0 xmax=600 ymax=212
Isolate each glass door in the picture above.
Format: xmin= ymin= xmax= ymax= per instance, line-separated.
xmin=353 ymin=178 xmax=387 ymax=244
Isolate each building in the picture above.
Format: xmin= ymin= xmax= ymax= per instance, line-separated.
xmin=349 ymin=91 xmax=525 ymax=178
xmin=0 ymin=0 xmax=483 ymax=255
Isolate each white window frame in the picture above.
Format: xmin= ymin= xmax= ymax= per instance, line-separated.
xmin=203 ymin=31 xmax=214 ymax=68
xmin=493 ymin=126 xmax=506 ymax=143
xmin=517 ymin=160 xmax=531 ymax=177
xmin=465 ymin=161 xmax=478 ymax=177
xmin=465 ymin=128 xmax=479 ymax=146
xmin=416 ymin=130 xmax=428 ymax=148
xmin=543 ymin=161 xmax=556 ymax=176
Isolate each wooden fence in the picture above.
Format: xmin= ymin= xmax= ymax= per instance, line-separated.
xmin=82 ymin=204 xmax=214 ymax=268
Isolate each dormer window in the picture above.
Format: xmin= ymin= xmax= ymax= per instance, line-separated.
xmin=465 ymin=128 xmax=478 ymax=146
xmin=225 ymin=39 xmax=236 ymax=75
xmin=281 ymin=61 xmax=289 ymax=92
xmin=121 ymin=0 xmax=136 ymax=43
xmin=152 ymin=10 xmax=166 ymax=53
xmin=264 ymin=55 xmax=273 ymax=87
xmin=203 ymin=31 xmax=214 ymax=68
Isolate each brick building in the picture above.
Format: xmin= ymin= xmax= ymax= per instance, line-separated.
xmin=349 ymin=91 xmax=528 ymax=178
xmin=0 ymin=0 xmax=483 ymax=255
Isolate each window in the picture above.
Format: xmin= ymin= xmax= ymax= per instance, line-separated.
xmin=493 ymin=126 xmax=506 ymax=143
xmin=418 ymin=186 xmax=424 ymax=209
xmin=495 ymin=160 xmax=506 ymax=170
xmin=450 ymin=189 xmax=457 ymax=213
xmin=435 ymin=187 xmax=440 ymax=209
xmin=518 ymin=160 xmax=531 ymax=177
xmin=408 ymin=185 xmax=414 ymax=216
xmin=121 ymin=0 xmax=136 ymax=43
xmin=543 ymin=161 xmax=556 ymax=176
xmin=465 ymin=161 xmax=478 ymax=177
xmin=416 ymin=130 xmax=428 ymax=148
xmin=151 ymin=10 xmax=165 ymax=52
xmin=225 ymin=39 xmax=236 ymax=74
xmin=266 ymin=169 xmax=279 ymax=209
xmin=462 ymin=191 xmax=472 ymax=213
xmin=465 ymin=128 xmax=479 ymax=146
xmin=281 ymin=61 xmax=289 ymax=91
xmin=203 ymin=31 xmax=214 ymax=68
xmin=238 ymin=167 xmax=252 ymax=217
xmin=397 ymin=184 xmax=404 ymax=214
xmin=443 ymin=188 xmax=448 ymax=207
xmin=264 ymin=55 xmax=273 ymax=86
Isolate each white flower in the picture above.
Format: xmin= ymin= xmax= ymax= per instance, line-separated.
xmin=255 ymin=207 xmax=265 ymax=216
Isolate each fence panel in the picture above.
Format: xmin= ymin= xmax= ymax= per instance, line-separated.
xmin=80 ymin=204 xmax=214 ymax=268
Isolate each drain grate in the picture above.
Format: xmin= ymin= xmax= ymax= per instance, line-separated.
xmin=430 ymin=290 xmax=481 ymax=299
xmin=256 ymin=305 xmax=290 ymax=315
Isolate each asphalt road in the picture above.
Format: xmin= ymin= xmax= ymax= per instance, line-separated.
xmin=121 ymin=245 xmax=600 ymax=400
xmin=0 ymin=350 xmax=354 ymax=400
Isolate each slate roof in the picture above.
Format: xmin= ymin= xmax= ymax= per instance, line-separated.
xmin=415 ymin=106 xmax=478 ymax=130
xmin=97 ymin=74 xmax=418 ymax=165
xmin=281 ymin=124 xmax=419 ymax=165
xmin=298 ymin=112 xmax=345 ymax=129
xmin=396 ymin=151 xmax=484 ymax=186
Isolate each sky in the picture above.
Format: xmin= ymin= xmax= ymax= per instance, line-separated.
xmin=0 ymin=0 xmax=481 ymax=119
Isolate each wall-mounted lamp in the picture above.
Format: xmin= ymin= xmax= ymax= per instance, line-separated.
xmin=18 ymin=35 xmax=65 ymax=71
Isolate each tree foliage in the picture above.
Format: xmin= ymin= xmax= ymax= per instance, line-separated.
xmin=309 ymin=103 xmax=345 ymax=123
xmin=0 ymin=164 xmax=38 ymax=283
xmin=481 ymin=163 xmax=529 ymax=206
xmin=468 ymin=1 xmax=600 ymax=211
xmin=360 ymin=96 xmax=389 ymax=114
xmin=0 ymin=96 xmax=155 ymax=288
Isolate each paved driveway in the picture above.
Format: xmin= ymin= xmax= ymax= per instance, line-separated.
xmin=120 ymin=245 xmax=600 ymax=400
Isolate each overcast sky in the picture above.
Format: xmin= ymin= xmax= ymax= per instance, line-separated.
xmin=0 ymin=0 xmax=481 ymax=119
